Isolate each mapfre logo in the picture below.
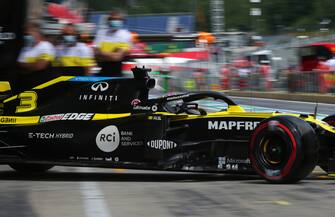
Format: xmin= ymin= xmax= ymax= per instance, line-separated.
xmin=91 ymin=82 xmax=109 ymax=92
xmin=208 ymin=121 xmax=260 ymax=131
xmin=96 ymin=125 xmax=120 ymax=152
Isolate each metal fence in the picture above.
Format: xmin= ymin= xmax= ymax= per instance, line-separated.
xmin=156 ymin=66 xmax=335 ymax=95
xmin=286 ymin=71 xmax=335 ymax=93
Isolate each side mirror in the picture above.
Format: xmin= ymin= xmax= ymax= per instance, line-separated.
xmin=146 ymin=78 xmax=156 ymax=89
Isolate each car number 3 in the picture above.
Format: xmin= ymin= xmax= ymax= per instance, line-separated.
xmin=15 ymin=91 xmax=38 ymax=113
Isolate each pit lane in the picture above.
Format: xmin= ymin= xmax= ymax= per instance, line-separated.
xmin=0 ymin=165 xmax=334 ymax=217
xmin=0 ymin=98 xmax=335 ymax=217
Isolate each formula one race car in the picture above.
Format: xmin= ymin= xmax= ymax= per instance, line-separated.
xmin=0 ymin=67 xmax=334 ymax=183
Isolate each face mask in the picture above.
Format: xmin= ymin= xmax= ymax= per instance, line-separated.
xmin=24 ymin=35 xmax=35 ymax=47
xmin=63 ymin=35 xmax=77 ymax=45
xmin=108 ymin=20 xmax=123 ymax=30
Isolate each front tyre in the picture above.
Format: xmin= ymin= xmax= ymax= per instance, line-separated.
xmin=249 ymin=116 xmax=318 ymax=183
xmin=9 ymin=163 xmax=54 ymax=173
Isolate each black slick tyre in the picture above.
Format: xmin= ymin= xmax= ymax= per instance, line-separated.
xmin=249 ymin=116 xmax=318 ymax=183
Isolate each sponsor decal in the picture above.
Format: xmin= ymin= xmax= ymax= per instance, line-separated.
xmin=77 ymin=81 xmax=117 ymax=102
xmin=133 ymin=105 xmax=151 ymax=111
xmin=61 ymin=113 xmax=94 ymax=120
xmin=28 ymin=133 xmax=74 ymax=139
xmin=121 ymin=131 xmax=132 ymax=136
xmin=152 ymin=105 xmax=158 ymax=112
xmin=91 ymin=157 xmax=104 ymax=161
xmin=40 ymin=114 xmax=64 ymax=122
xmin=104 ymin=157 xmax=119 ymax=162
xmin=131 ymin=99 xmax=141 ymax=106
xmin=147 ymin=140 xmax=177 ymax=150
xmin=225 ymin=164 xmax=239 ymax=170
xmin=70 ymin=77 xmax=111 ymax=82
xmin=76 ymin=156 xmax=89 ymax=160
xmin=132 ymin=99 xmax=158 ymax=112
xmin=79 ymin=94 xmax=118 ymax=102
xmin=226 ymin=158 xmax=251 ymax=164
xmin=40 ymin=113 xmax=94 ymax=123
xmin=96 ymin=125 xmax=120 ymax=152
xmin=70 ymin=156 xmax=116 ymax=161
xmin=208 ymin=121 xmax=260 ymax=131
xmin=217 ymin=156 xmax=251 ymax=170
xmin=120 ymin=131 xmax=143 ymax=146
xmin=0 ymin=117 xmax=16 ymax=123
xmin=133 ymin=104 xmax=158 ymax=112
xmin=70 ymin=156 xmax=121 ymax=162
xmin=121 ymin=141 xmax=143 ymax=146
xmin=151 ymin=116 xmax=162 ymax=121
xmin=166 ymin=94 xmax=190 ymax=101
xmin=91 ymin=82 xmax=109 ymax=92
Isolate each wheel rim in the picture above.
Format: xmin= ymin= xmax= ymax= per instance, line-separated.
xmin=255 ymin=131 xmax=291 ymax=170
xmin=261 ymin=138 xmax=285 ymax=166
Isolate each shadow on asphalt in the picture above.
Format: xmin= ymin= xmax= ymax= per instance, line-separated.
xmin=0 ymin=168 xmax=334 ymax=183
xmin=0 ymin=170 xmax=263 ymax=182
xmin=243 ymin=172 xmax=335 ymax=185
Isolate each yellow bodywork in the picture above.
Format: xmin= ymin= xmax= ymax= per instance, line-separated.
xmin=0 ymin=82 xmax=11 ymax=92
xmin=164 ymin=104 xmax=335 ymax=134
xmin=3 ymin=76 xmax=75 ymax=103
xmin=0 ymin=104 xmax=334 ymax=134
xmin=0 ymin=116 xmax=40 ymax=125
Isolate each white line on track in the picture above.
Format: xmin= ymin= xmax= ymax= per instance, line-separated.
xmin=79 ymin=168 xmax=112 ymax=217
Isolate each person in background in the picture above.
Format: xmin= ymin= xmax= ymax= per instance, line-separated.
xmin=54 ymin=23 xmax=95 ymax=76
xmin=93 ymin=10 xmax=132 ymax=77
xmin=324 ymin=56 xmax=335 ymax=71
xmin=79 ymin=32 xmax=93 ymax=47
xmin=17 ymin=22 xmax=55 ymax=91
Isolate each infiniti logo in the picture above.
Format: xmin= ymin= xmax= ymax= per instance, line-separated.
xmin=91 ymin=82 xmax=109 ymax=92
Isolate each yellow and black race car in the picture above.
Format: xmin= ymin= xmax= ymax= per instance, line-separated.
xmin=0 ymin=67 xmax=334 ymax=183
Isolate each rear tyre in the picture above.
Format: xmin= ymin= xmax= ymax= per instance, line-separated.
xmin=9 ymin=163 xmax=54 ymax=173
xmin=249 ymin=116 xmax=318 ymax=183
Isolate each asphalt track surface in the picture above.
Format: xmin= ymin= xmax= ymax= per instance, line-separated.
xmin=1 ymin=97 xmax=335 ymax=217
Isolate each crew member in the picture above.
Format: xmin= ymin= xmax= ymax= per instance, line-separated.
xmin=17 ymin=22 xmax=55 ymax=91
xmin=93 ymin=10 xmax=132 ymax=77
xmin=55 ymin=23 xmax=95 ymax=76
